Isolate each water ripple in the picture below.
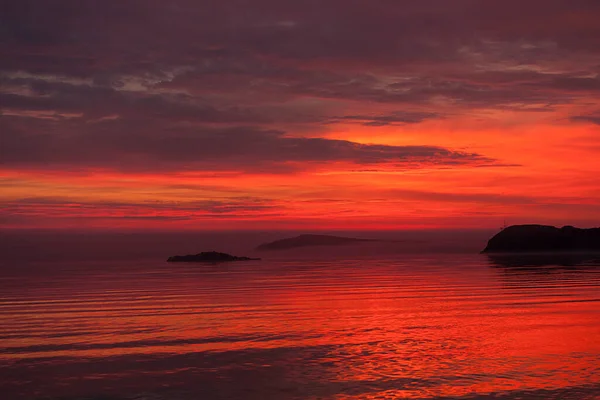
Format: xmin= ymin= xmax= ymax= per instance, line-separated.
xmin=1 ymin=254 xmax=600 ymax=399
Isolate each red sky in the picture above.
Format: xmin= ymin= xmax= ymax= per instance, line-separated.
xmin=1 ymin=0 xmax=600 ymax=229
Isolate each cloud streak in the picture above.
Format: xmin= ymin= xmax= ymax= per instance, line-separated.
xmin=1 ymin=117 xmax=491 ymax=171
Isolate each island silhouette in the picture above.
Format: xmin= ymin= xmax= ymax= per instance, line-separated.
xmin=167 ymin=251 xmax=260 ymax=262
xmin=482 ymin=224 xmax=600 ymax=253
xmin=256 ymin=234 xmax=379 ymax=251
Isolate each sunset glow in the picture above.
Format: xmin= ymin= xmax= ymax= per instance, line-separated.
xmin=2 ymin=1 xmax=600 ymax=229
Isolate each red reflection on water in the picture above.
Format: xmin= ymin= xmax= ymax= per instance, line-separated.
xmin=1 ymin=257 xmax=599 ymax=399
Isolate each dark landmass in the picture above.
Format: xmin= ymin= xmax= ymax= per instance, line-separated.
xmin=256 ymin=234 xmax=379 ymax=251
xmin=167 ymin=251 xmax=260 ymax=262
xmin=482 ymin=225 xmax=600 ymax=253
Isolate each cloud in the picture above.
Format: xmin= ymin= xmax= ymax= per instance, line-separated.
xmin=0 ymin=3 xmax=597 ymax=171
xmin=0 ymin=75 xmax=277 ymax=124
xmin=0 ymin=116 xmax=492 ymax=171
xmin=385 ymin=189 xmax=598 ymax=208
xmin=0 ymin=196 xmax=281 ymax=220
xmin=571 ymin=113 xmax=600 ymax=125
xmin=331 ymin=111 xmax=441 ymax=126
xmin=2 ymin=0 xmax=600 ymax=133
xmin=3 ymin=1 xmax=599 ymax=68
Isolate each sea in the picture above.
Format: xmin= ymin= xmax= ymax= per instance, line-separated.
xmin=1 ymin=230 xmax=600 ymax=400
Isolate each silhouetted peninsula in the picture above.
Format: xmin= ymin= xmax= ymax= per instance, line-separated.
xmin=167 ymin=251 xmax=260 ymax=262
xmin=256 ymin=234 xmax=378 ymax=251
xmin=482 ymin=225 xmax=600 ymax=253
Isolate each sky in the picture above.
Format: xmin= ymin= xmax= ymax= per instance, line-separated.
xmin=1 ymin=0 xmax=600 ymax=230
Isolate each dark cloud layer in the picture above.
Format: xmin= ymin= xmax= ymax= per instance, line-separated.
xmin=332 ymin=112 xmax=441 ymax=127
xmin=3 ymin=1 xmax=600 ymax=72
xmin=2 ymin=0 xmax=600 ymax=172
xmin=571 ymin=114 xmax=600 ymax=125
xmin=0 ymin=116 xmax=489 ymax=171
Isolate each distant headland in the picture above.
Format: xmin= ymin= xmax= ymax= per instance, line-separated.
xmin=167 ymin=251 xmax=260 ymax=262
xmin=256 ymin=234 xmax=379 ymax=251
xmin=482 ymin=225 xmax=600 ymax=253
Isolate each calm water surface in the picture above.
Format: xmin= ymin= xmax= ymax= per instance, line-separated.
xmin=1 ymin=248 xmax=600 ymax=399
